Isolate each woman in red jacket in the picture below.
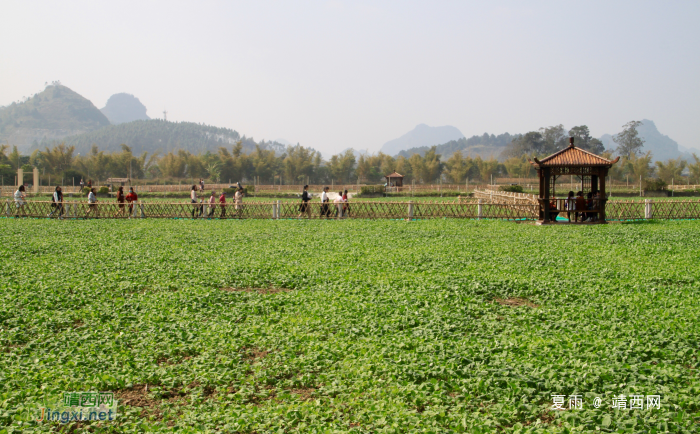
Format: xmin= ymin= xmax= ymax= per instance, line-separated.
xmin=126 ymin=187 xmax=138 ymax=218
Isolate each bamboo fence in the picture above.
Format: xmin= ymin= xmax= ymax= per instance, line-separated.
xmin=5 ymin=198 xmax=700 ymax=221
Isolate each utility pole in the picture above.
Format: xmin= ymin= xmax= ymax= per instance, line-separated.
xmin=163 ymin=109 xmax=168 ymax=122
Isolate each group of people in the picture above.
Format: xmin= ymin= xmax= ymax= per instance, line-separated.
xmin=190 ymin=185 xmax=244 ymax=219
xmin=13 ymin=183 xmax=245 ymax=220
xmin=298 ymin=185 xmax=349 ymax=218
xmin=549 ymin=190 xmax=601 ymax=223
xmin=13 ymin=183 xmax=356 ymax=220
xmin=41 ymin=185 xmax=139 ymax=219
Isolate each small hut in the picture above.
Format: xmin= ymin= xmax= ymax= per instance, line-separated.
xmin=385 ymin=172 xmax=404 ymax=187
xmin=530 ymin=138 xmax=619 ymax=224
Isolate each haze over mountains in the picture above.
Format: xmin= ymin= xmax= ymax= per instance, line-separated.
xmin=0 ymin=84 xmax=110 ymax=147
xmin=379 ymin=124 xmax=464 ymax=156
xmin=0 ymin=85 xmax=289 ymax=156
xmin=100 ymin=93 xmax=150 ymax=124
xmin=0 ymin=84 xmax=696 ymax=163
xmin=383 ymin=121 xmax=696 ymax=162
xmin=600 ymin=119 xmax=693 ymax=162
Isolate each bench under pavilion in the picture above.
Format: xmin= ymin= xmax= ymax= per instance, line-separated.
xmin=529 ymin=137 xmax=619 ymax=224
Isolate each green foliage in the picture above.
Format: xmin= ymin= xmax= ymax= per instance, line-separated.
xmin=613 ymin=120 xmax=645 ymax=158
xmin=569 ymin=125 xmax=605 ymax=154
xmin=0 ymin=219 xmax=698 ymax=432
xmin=397 ymin=132 xmax=516 ymax=159
xmin=98 ymin=186 xmax=109 ymax=195
xmin=359 ymin=185 xmax=385 ymax=195
xmin=655 ymin=158 xmax=687 ymax=184
xmin=61 ymin=168 xmax=85 ymax=186
xmin=499 ymin=184 xmax=524 ymax=193
xmin=222 ymin=187 xmax=249 ymax=195
xmin=643 ymin=177 xmax=667 ymax=191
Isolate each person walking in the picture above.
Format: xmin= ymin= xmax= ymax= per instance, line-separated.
xmin=298 ymin=185 xmax=312 ymax=218
xmin=48 ymin=185 xmax=64 ymax=219
xmin=235 ymin=187 xmax=244 ymax=216
xmin=14 ymin=185 xmax=26 ymax=218
xmin=199 ymin=178 xmax=205 ymax=192
xmin=219 ymin=190 xmax=227 ymax=219
xmin=320 ymin=186 xmax=330 ymax=218
xmin=85 ymin=187 xmax=99 ymax=218
xmin=190 ymin=185 xmax=199 ymax=218
xmin=342 ymin=189 xmax=349 ymax=217
xmin=334 ymin=191 xmax=344 ymax=219
xmin=126 ymin=187 xmax=138 ymax=218
xmin=208 ymin=190 xmax=217 ymax=218
xmin=114 ymin=186 xmax=126 ymax=217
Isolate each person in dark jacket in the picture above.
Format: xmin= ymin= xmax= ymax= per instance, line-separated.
xmin=48 ymin=186 xmax=64 ymax=219
xmin=114 ymin=186 xmax=126 ymax=217
xmin=298 ymin=185 xmax=312 ymax=218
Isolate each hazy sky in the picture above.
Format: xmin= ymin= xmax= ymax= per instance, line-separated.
xmin=2 ymin=0 xmax=699 ymax=155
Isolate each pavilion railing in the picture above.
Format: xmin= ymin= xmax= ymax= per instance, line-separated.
xmin=472 ymin=189 xmax=539 ymax=205
xmin=4 ymin=200 xmax=699 ymax=221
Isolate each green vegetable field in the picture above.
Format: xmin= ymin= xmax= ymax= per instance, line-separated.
xmin=1 ymin=219 xmax=699 ymax=433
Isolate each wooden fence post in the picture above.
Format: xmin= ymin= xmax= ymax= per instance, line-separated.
xmin=408 ymin=201 xmax=414 ymax=220
xmin=478 ymin=199 xmax=483 ymax=219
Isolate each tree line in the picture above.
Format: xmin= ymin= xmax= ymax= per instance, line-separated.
xmin=2 ymin=121 xmax=699 ymax=186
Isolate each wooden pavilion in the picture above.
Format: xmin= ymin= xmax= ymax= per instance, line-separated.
xmin=385 ymin=172 xmax=404 ymax=187
xmin=530 ymin=138 xmax=619 ymax=224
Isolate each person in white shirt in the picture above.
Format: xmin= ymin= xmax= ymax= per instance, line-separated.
xmin=334 ymin=191 xmax=344 ymax=219
xmin=14 ymin=185 xmax=26 ymax=217
xmin=320 ymin=187 xmax=330 ymax=218
xmin=86 ymin=187 xmax=99 ymax=218
xmin=190 ymin=185 xmax=199 ymax=218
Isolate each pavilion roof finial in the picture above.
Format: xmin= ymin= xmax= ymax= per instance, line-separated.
xmin=568 ymin=137 xmax=575 ymax=147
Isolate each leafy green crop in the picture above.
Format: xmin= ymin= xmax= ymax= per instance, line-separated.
xmin=0 ymin=219 xmax=698 ymax=433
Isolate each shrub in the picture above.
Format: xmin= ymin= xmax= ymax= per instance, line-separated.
xmin=82 ymin=187 xmax=91 ymax=195
xmin=499 ymin=185 xmax=524 ymax=193
xmin=98 ymin=186 xmax=109 ymax=195
xmin=223 ymin=187 xmax=249 ymax=195
xmin=643 ymin=178 xmax=667 ymax=191
xmin=360 ymin=185 xmax=385 ymax=195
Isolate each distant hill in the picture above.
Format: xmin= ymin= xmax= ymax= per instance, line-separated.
xmin=380 ymin=124 xmax=465 ymax=156
xmin=101 ymin=93 xmax=150 ymax=124
xmin=31 ymin=119 xmax=293 ymax=156
xmin=0 ymin=84 xmax=110 ymax=149
xmin=600 ymin=119 xmax=688 ymax=161
xmin=397 ymin=132 xmax=517 ymax=160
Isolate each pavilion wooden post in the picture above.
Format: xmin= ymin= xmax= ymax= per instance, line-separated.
xmin=538 ymin=169 xmax=545 ymax=220
xmin=599 ymin=168 xmax=607 ymax=223
xmin=542 ymin=167 xmax=551 ymax=223
xmin=591 ymin=174 xmax=599 ymax=194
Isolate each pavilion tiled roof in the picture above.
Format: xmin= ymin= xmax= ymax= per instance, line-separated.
xmin=385 ymin=172 xmax=404 ymax=178
xmin=532 ymin=145 xmax=617 ymax=167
